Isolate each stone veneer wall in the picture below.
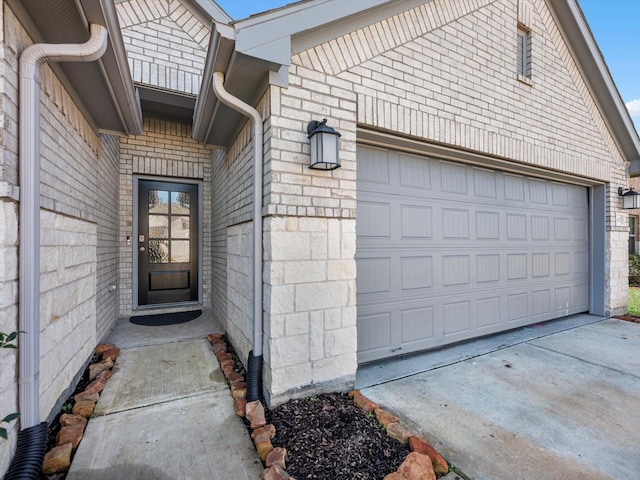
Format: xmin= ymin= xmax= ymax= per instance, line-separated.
xmin=39 ymin=211 xmax=97 ymax=420
xmin=118 ymin=118 xmax=213 ymax=315
xmin=259 ymin=0 xmax=629 ymax=405
xmin=1 ymin=4 xmax=122 ymax=474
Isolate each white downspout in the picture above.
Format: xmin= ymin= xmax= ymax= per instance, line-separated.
xmin=211 ymin=71 xmax=264 ymax=400
xmin=18 ymin=24 xmax=108 ymax=429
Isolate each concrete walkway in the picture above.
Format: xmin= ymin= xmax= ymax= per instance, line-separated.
xmin=67 ymin=309 xmax=263 ymax=480
xmin=360 ymin=315 xmax=640 ymax=480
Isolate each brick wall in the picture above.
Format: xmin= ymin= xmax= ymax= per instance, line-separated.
xmin=258 ymin=0 xmax=630 ymax=404
xmin=0 ymin=6 xmax=123 ymax=472
xmin=117 ymin=0 xmax=209 ymax=95
xmin=118 ymin=118 xmax=213 ymax=314
xmin=209 ymin=94 xmax=270 ymax=359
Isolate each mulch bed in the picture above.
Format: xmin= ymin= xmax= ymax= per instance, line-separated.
xmin=266 ymin=392 xmax=411 ymax=479
xmin=614 ymin=315 xmax=640 ymax=324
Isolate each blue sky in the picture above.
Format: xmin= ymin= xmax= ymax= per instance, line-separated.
xmin=216 ymin=0 xmax=640 ymax=126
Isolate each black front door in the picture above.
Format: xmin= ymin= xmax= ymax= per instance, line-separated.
xmin=138 ymin=180 xmax=199 ymax=305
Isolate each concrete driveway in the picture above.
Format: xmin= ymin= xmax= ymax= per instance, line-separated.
xmin=358 ymin=315 xmax=640 ymax=480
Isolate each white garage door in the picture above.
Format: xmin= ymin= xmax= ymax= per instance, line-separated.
xmin=356 ymin=146 xmax=589 ymax=363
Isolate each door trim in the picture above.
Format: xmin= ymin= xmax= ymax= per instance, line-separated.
xmin=133 ymin=175 xmax=203 ymax=310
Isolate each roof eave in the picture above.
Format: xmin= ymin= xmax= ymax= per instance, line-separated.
xmin=9 ymin=0 xmax=143 ymax=135
xmin=546 ymin=0 xmax=640 ymax=172
xmin=193 ymin=22 xmax=284 ymax=147
xmin=87 ymin=0 xmax=143 ymax=135
xmin=192 ymin=22 xmax=236 ymax=145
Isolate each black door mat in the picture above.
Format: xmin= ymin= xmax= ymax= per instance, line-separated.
xmin=130 ymin=309 xmax=202 ymax=326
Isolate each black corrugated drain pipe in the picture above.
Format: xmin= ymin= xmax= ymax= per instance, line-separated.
xmin=4 ymin=423 xmax=48 ymax=480
xmin=246 ymin=351 xmax=263 ymax=402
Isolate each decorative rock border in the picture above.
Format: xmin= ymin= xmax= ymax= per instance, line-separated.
xmin=206 ymin=334 xmax=453 ymax=480
xmin=40 ymin=343 xmax=120 ymax=476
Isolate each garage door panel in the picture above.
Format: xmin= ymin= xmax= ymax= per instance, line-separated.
xmin=356 ymin=145 xmax=589 ymax=363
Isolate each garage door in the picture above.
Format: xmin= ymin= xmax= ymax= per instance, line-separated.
xmin=356 ymin=146 xmax=589 ymax=363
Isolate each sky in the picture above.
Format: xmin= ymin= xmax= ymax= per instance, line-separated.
xmin=216 ymin=0 xmax=640 ymax=127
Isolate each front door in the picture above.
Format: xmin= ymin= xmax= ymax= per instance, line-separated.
xmin=138 ymin=180 xmax=199 ymax=306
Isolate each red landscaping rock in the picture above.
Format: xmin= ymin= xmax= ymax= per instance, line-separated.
xmin=374 ymin=408 xmax=399 ymax=427
xmin=89 ymin=358 xmax=113 ymax=380
xmin=263 ymin=464 xmax=290 ymax=480
xmin=74 ymin=390 xmax=99 ymax=403
xmin=386 ymin=422 xmax=412 ymax=444
xmin=222 ymin=364 xmax=234 ymax=377
xmin=231 ymin=380 xmax=247 ymax=389
xmin=234 ymin=397 xmax=247 ymax=416
xmin=101 ymin=347 xmax=120 ymax=362
xmin=348 ymin=389 xmax=360 ymax=397
xmin=85 ymin=377 xmax=107 ymax=393
xmin=59 ymin=413 xmax=87 ymax=428
xmin=212 ymin=340 xmax=227 ymax=354
xmin=97 ymin=369 xmax=112 ymax=381
xmin=246 ymin=400 xmax=267 ymax=429
xmin=256 ymin=439 xmax=274 ymax=462
xmin=227 ymin=371 xmax=244 ymax=383
xmin=352 ymin=392 xmax=379 ymax=413
xmin=265 ymin=447 xmax=287 ymax=470
xmin=220 ymin=358 xmax=235 ymax=370
xmin=231 ymin=385 xmax=247 ymax=399
xmin=384 ymin=473 xmax=406 ymax=480
xmin=72 ymin=400 xmax=96 ymax=418
xmin=251 ymin=424 xmax=276 ymax=440
xmin=216 ymin=351 xmax=232 ymax=362
xmin=252 ymin=428 xmax=272 ymax=445
xmin=95 ymin=343 xmax=115 ymax=355
xmin=41 ymin=443 xmax=73 ymax=474
xmin=397 ymin=452 xmax=436 ymax=480
xmin=409 ymin=437 xmax=449 ymax=477
xmin=208 ymin=333 xmax=223 ymax=342
xmin=56 ymin=424 xmax=84 ymax=449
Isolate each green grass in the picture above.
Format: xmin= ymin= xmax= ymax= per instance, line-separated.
xmin=628 ymin=288 xmax=640 ymax=316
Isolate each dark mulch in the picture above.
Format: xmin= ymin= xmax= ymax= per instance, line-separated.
xmin=615 ymin=315 xmax=640 ymax=324
xmin=266 ymin=392 xmax=411 ymax=480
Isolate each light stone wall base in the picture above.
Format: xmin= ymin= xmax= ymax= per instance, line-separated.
xmin=226 ymin=221 xmax=254 ymax=364
xmin=39 ymin=210 xmax=97 ymax=420
xmin=262 ymin=216 xmax=358 ymax=406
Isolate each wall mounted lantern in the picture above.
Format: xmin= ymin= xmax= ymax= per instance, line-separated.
xmin=307 ymin=119 xmax=341 ymax=170
xmin=618 ymin=187 xmax=640 ymax=209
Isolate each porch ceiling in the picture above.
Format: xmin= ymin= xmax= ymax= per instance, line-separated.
xmin=10 ymin=0 xmax=143 ymax=136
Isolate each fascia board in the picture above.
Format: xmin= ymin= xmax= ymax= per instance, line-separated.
xmin=91 ymin=0 xmax=143 ymax=134
xmin=234 ymin=0 xmax=392 ymax=63
xmin=192 ymin=22 xmax=236 ymax=143
xmin=182 ymin=0 xmax=233 ymax=25
xmin=547 ymin=0 xmax=640 ymax=164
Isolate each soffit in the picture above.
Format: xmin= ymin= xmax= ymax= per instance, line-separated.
xmin=10 ymin=0 xmax=143 ymax=135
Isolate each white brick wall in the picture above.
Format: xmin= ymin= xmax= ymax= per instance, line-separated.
xmin=118 ymin=118 xmax=213 ymax=314
xmin=256 ymin=0 xmax=631 ymax=404
xmin=117 ymin=0 xmax=209 ymax=94
xmin=210 ymin=94 xmax=270 ymax=348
